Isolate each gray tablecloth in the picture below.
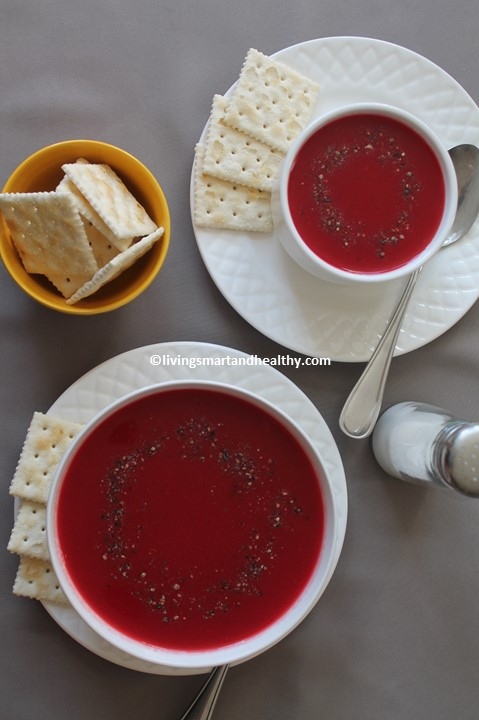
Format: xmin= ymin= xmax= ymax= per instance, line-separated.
xmin=2 ymin=3 xmax=479 ymax=719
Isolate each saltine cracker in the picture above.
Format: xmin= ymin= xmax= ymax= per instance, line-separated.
xmin=9 ymin=412 xmax=83 ymax=505
xmin=203 ymin=94 xmax=284 ymax=192
xmin=193 ymin=144 xmax=273 ymax=232
xmin=66 ymin=226 xmax=164 ymax=304
xmin=0 ymin=191 xmax=98 ymax=297
xmin=13 ymin=556 xmax=67 ymax=604
xmin=223 ymin=48 xmax=319 ymax=153
xmin=8 ymin=501 xmax=49 ymax=561
xmin=62 ymin=160 xmax=157 ymax=251
xmin=57 ymin=173 xmax=125 ymax=255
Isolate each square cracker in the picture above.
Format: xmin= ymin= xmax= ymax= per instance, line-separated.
xmin=193 ymin=144 xmax=273 ymax=233
xmin=66 ymin=226 xmax=164 ymax=304
xmin=223 ymin=48 xmax=319 ymax=153
xmin=8 ymin=500 xmax=49 ymax=561
xmin=9 ymin=412 xmax=83 ymax=504
xmin=0 ymin=191 xmax=98 ymax=296
xmin=203 ymin=95 xmax=284 ymax=192
xmin=62 ymin=160 xmax=157 ymax=251
xmin=57 ymin=173 xmax=127 ymax=254
xmin=13 ymin=556 xmax=67 ymax=604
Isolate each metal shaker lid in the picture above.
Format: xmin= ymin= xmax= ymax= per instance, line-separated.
xmin=441 ymin=423 xmax=479 ymax=496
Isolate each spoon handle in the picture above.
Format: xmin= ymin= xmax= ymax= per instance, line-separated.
xmin=179 ymin=665 xmax=229 ymax=720
xmin=339 ymin=268 xmax=421 ymax=439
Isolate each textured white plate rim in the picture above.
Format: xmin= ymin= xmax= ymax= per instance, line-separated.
xmin=40 ymin=341 xmax=347 ymax=675
xmin=190 ymin=36 xmax=479 ymax=362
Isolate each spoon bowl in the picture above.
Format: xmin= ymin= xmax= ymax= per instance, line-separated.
xmin=339 ymin=143 xmax=479 ymax=439
xmin=444 ymin=145 xmax=479 ymax=245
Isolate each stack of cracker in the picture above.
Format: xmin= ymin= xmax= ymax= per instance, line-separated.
xmin=0 ymin=159 xmax=164 ymax=304
xmin=193 ymin=48 xmax=319 ymax=233
xmin=8 ymin=412 xmax=84 ymax=604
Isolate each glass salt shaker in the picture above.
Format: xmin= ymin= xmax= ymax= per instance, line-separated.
xmin=372 ymin=401 xmax=479 ymax=497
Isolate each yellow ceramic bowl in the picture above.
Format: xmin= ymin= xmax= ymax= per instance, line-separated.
xmin=0 ymin=140 xmax=170 ymax=314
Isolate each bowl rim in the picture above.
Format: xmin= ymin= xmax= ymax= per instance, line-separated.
xmin=276 ymin=101 xmax=458 ymax=284
xmin=46 ymin=379 xmax=340 ymax=669
xmin=0 ymin=139 xmax=171 ymax=315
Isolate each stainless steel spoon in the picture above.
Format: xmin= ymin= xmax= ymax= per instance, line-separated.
xmin=339 ymin=143 xmax=479 ymax=439
xmin=179 ymin=665 xmax=229 ymax=720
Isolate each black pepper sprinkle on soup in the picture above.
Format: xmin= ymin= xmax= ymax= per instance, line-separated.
xmin=288 ymin=112 xmax=445 ymax=273
xmin=56 ymin=388 xmax=325 ymax=651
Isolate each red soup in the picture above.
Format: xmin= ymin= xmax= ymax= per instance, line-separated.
xmin=288 ymin=112 xmax=446 ymax=273
xmin=56 ymin=388 xmax=325 ymax=651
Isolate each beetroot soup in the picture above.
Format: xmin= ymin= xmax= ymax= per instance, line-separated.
xmin=288 ymin=112 xmax=446 ymax=273
xmin=56 ymin=388 xmax=325 ymax=651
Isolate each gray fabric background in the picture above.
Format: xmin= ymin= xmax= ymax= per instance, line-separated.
xmin=1 ymin=2 xmax=479 ymax=719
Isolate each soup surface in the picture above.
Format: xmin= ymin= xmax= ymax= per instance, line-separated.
xmin=56 ymin=388 xmax=325 ymax=651
xmin=288 ymin=112 xmax=445 ymax=273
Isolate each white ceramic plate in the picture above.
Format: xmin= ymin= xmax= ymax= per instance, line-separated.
xmin=43 ymin=342 xmax=347 ymax=675
xmin=191 ymin=37 xmax=479 ymax=362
